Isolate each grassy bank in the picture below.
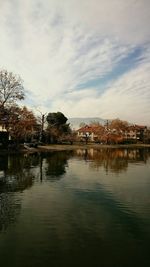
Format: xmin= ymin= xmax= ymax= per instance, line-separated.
xmin=0 ymin=143 xmax=150 ymax=154
xmin=37 ymin=143 xmax=150 ymax=152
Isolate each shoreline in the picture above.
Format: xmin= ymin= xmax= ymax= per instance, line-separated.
xmin=0 ymin=143 xmax=150 ymax=154
xmin=38 ymin=143 xmax=150 ymax=151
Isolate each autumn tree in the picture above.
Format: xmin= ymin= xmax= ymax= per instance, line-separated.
xmin=8 ymin=106 xmax=38 ymax=143
xmin=100 ymin=119 xmax=128 ymax=144
xmin=109 ymin=119 xmax=129 ymax=133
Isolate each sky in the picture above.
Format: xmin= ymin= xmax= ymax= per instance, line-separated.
xmin=0 ymin=0 xmax=150 ymax=125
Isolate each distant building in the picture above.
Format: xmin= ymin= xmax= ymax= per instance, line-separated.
xmin=77 ymin=125 xmax=100 ymax=142
xmin=76 ymin=124 xmax=148 ymax=144
xmin=124 ymin=125 xmax=147 ymax=142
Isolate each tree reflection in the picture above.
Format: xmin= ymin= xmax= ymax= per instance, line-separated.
xmin=0 ymin=154 xmax=39 ymax=192
xmin=0 ymin=148 xmax=149 ymax=233
xmin=44 ymin=151 xmax=73 ymax=181
xmin=75 ymin=148 xmax=150 ymax=173
xmin=0 ymin=153 xmax=39 ymax=231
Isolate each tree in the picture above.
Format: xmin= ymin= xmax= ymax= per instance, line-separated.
xmin=35 ymin=109 xmax=47 ymax=142
xmin=47 ymin=112 xmax=67 ymax=126
xmin=109 ymin=119 xmax=128 ymax=133
xmin=0 ymin=69 xmax=25 ymax=109
xmin=46 ymin=112 xmax=71 ymax=143
xmin=8 ymin=106 xmax=37 ymax=143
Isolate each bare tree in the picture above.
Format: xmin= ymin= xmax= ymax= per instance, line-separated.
xmin=109 ymin=118 xmax=129 ymax=133
xmin=34 ymin=108 xmax=47 ymax=142
xmin=0 ymin=69 xmax=25 ymax=109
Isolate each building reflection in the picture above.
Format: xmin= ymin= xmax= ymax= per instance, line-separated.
xmin=0 ymin=148 xmax=150 ymax=189
xmin=0 ymin=148 xmax=149 ymax=232
xmin=75 ymin=148 xmax=150 ymax=173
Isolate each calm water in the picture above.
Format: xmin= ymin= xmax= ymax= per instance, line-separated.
xmin=0 ymin=148 xmax=150 ymax=267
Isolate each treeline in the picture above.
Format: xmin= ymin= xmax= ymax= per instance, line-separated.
xmin=0 ymin=69 xmax=72 ymax=147
xmin=0 ymin=69 xmax=150 ymax=147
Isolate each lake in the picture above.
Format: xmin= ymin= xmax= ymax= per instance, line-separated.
xmin=0 ymin=147 xmax=150 ymax=267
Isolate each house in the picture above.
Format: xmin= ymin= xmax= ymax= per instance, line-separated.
xmin=76 ymin=123 xmax=148 ymax=144
xmin=76 ymin=125 xmax=104 ymax=142
xmin=124 ymin=125 xmax=147 ymax=142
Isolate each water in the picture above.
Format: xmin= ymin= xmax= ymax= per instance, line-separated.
xmin=0 ymin=148 xmax=150 ymax=267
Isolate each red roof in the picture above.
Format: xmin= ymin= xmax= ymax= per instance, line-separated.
xmin=128 ymin=125 xmax=146 ymax=130
xmin=77 ymin=125 xmax=102 ymax=133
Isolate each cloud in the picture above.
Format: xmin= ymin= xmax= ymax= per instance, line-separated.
xmin=48 ymin=46 xmax=150 ymax=125
xmin=62 ymin=0 xmax=150 ymax=45
xmin=0 ymin=0 xmax=150 ymax=124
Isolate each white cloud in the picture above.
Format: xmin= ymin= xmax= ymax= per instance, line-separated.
xmin=61 ymin=0 xmax=150 ymax=45
xmin=51 ymin=48 xmax=150 ymax=125
xmin=0 ymin=0 xmax=150 ymax=124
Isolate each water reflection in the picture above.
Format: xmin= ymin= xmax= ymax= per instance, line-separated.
xmin=0 ymin=151 xmax=73 ymax=231
xmin=1 ymin=148 xmax=149 ymax=190
xmin=0 ymin=193 xmax=21 ymax=232
xmin=0 ymin=154 xmax=35 ymax=192
xmin=0 ymin=148 xmax=150 ymax=266
xmin=41 ymin=151 xmax=73 ymax=181
xmin=75 ymin=148 xmax=150 ymax=173
xmin=0 ymin=151 xmax=74 ymax=193
xmin=30 ymin=151 xmax=74 ymax=182
xmin=0 ymin=154 xmax=37 ymax=231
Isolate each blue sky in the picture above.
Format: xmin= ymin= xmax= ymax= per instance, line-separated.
xmin=0 ymin=0 xmax=150 ymax=124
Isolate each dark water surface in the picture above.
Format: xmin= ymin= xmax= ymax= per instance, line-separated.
xmin=0 ymin=148 xmax=150 ymax=267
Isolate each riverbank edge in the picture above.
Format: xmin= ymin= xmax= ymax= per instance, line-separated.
xmin=29 ymin=143 xmax=150 ymax=153
xmin=38 ymin=143 xmax=150 ymax=151
xmin=0 ymin=143 xmax=150 ymax=154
